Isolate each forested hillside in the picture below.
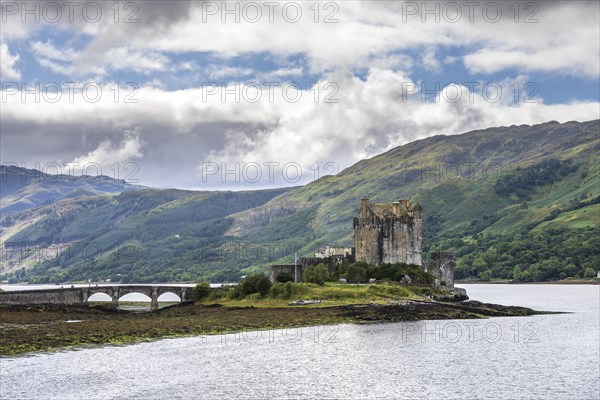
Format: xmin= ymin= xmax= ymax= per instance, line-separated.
xmin=1 ymin=120 xmax=598 ymax=283
xmin=1 ymin=188 xmax=288 ymax=282
xmin=232 ymin=119 xmax=600 ymax=281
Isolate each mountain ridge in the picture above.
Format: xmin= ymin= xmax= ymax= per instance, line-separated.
xmin=0 ymin=165 xmax=146 ymax=214
xmin=1 ymin=119 xmax=598 ymax=283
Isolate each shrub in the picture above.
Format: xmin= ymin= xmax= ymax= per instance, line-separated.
xmin=304 ymin=264 xmax=329 ymax=285
xmin=584 ymin=267 xmax=597 ymax=278
xmin=254 ymin=276 xmax=272 ymax=297
xmin=230 ymin=284 xmax=245 ymax=299
xmin=233 ymin=274 xmax=272 ymax=298
xmin=276 ymin=271 xmax=294 ymax=283
xmin=209 ymin=286 xmax=230 ymax=301
xmin=270 ymin=283 xmax=286 ymax=298
xmin=346 ymin=263 xmax=367 ymax=283
xmin=193 ymin=281 xmax=211 ymax=301
xmin=338 ymin=262 xmax=436 ymax=285
xmin=270 ymin=282 xmax=294 ymax=299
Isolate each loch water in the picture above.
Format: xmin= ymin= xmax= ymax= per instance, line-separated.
xmin=1 ymin=284 xmax=598 ymax=400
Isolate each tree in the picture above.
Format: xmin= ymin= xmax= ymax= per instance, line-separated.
xmin=255 ymin=275 xmax=272 ymax=297
xmin=237 ymin=274 xmax=272 ymax=298
xmin=304 ymin=264 xmax=329 ymax=285
xmin=584 ymin=267 xmax=596 ymax=278
xmin=346 ymin=263 xmax=367 ymax=284
xmin=193 ymin=281 xmax=211 ymax=301
xmin=276 ymin=271 xmax=293 ymax=283
xmin=513 ymin=265 xmax=522 ymax=281
xmin=479 ymin=269 xmax=492 ymax=280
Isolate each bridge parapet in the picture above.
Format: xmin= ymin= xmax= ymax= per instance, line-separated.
xmin=0 ymin=288 xmax=85 ymax=306
xmin=0 ymin=285 xmax=194 ymax=311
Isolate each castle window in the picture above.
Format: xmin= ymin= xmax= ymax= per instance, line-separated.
xmin=360 ymin=238 xmax=363 ymax=248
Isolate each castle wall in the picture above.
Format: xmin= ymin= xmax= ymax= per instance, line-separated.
xmin=301 ymin=254 xmax=353 ymax=273
xmin=381 ymin=218 xmax=422 ymax=266
xmin=353 ymin=202 xmax=422 ymax=266
xmin=425 ymin=253 xmax=455 ymax=288
xmin=269 ymin=264 xmax=302 ymax=283
xmin=353 ymin=216 xmax=382 ymax=265
xmin=314 ymin=246 xmax=353 ymax=258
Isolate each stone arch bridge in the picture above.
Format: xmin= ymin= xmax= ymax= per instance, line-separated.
xmin=0 ymin=285 xmax=194 ymax=311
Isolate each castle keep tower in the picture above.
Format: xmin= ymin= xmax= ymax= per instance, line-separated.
xmin=353 ymin=198 xmax=423 ymax=266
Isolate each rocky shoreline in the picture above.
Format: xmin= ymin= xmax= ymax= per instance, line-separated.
xmin=0 ymin=300 xmax=556 ymax=356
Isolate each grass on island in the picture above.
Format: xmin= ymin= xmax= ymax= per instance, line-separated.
xmin=197 ymin=281 xmax=442 ymax=308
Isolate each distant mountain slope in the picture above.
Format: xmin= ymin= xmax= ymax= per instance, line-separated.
xmin=232 ymin=119 xmax=599 ymax=279
xmin=0 ymin=166 xmax=144 ymax=213
xmin=0 ymin=187 xmax=289 ymax=282
xmin=1 ymin=120 xmax=598 ymax=283
xmin=232 ymin=119 xmax=599 ymax=241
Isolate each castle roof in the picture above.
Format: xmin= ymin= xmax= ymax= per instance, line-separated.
xmin=368 ymin=204 xmax=395 ymax=218
xmin=367 ymin=200 xmax=421 ymax=218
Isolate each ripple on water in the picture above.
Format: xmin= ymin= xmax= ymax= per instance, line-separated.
xmin=0 ymin=284 xmax=598 ymax=400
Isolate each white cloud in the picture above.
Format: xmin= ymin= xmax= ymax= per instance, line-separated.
xmin=460 ymin=2 xmax=599 ymax=77
xmin=4 ymin=1 xmax=596 ymax=79
xmin=71 ymin=128 xmax=144 ymax=169
xmin=0 ymin=43 xmax=21 ymax=79
xmin=208 ymin=66 xmax=254 ymax=80
xmin=137 ymin=2 xmax=599 ymax=77
xmin=464 ymin=46 xmax=599 ymax=77
xmin=264 ymin=67 xmax=304 ymax=78
xmin=204 ymin=69 xmax=600 ymax=175
xmin=1 ymin=67 xmax=598 ymax=188
xmin=30 ymin=40 xmax=170 ymax=76
xmin=105 ymin=47 xmax=170 ymax=74
xmin=421 ymin=47 xmax=441 ymax=73
xmin=443 ymin=56 xmax=459 ymax=65
xmin=1 ymin=1 xmax=598 ymax=189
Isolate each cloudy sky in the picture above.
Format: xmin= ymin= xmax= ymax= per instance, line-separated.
xmin=1 ymin=0 xmax=599 ymax=189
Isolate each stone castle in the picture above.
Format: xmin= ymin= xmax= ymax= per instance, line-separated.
xmin=269 ymin=198 xmax=454 ymax=287
xmin=353 ymin=198 xmax=422 ymax=266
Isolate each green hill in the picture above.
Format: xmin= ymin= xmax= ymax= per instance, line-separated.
xmin=0 ymin=188 xmax=289 ymax=282
xmin=1 ymin=120 xmax=598 ymax=283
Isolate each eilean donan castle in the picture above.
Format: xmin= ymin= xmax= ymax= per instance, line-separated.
xmin=353 ymin=198 xmax=423 ymax=266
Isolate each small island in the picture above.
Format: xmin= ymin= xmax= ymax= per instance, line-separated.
xmin=0 ymin=279 xmax=551 ymax=356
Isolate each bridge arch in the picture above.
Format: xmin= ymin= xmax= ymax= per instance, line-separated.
xmin=157 ymin=292 xmax=182 ymax=302
xmin=117 ymin=292 xmax=153 ymax=311
xmin=87 ymin=292 xmax=112 ymax=302
xmin=81 ymin=286 xmax=192 ymax=311
xmin=118 ymin=292 xmax=152 ymax=302
xmin=118 ymin=287 xmax=153 ymax=298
